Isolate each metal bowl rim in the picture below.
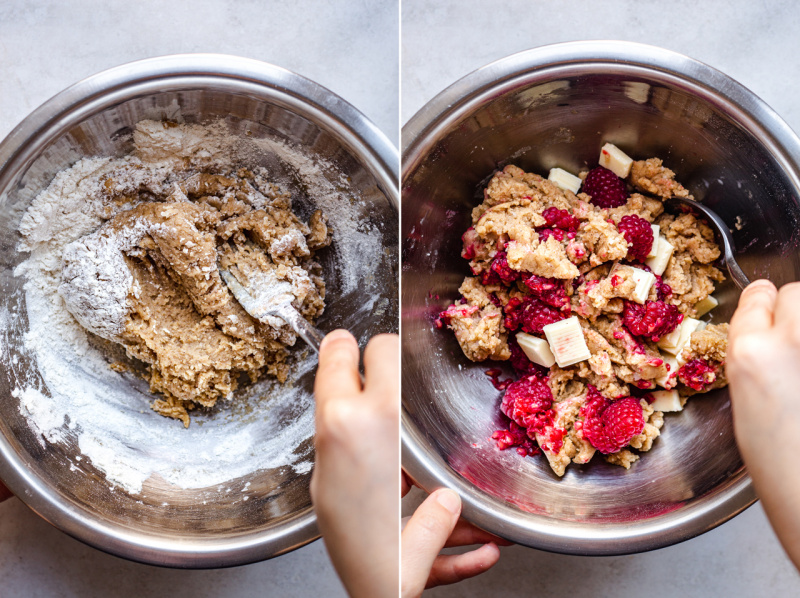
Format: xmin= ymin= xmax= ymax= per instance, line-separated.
xmin=401 ymin=40 xmax=800 ymax=555
xmin=0 ymin=53 xmax=399 ymax=568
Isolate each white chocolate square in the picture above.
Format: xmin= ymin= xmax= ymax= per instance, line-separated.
xmin=516 ymin=332 xmax=556 ymax=368
xmin=548 ymin=167 xmax=582 ymax=194
xmin=645 ymin=237 xmax=674 ymax=276
xmin=599 ymin=143 xmax=634 ymax=178
xmin=694 ymin=295 xmax=718 ymax=317
xmin=628 ymin=266 xmax=656 ymax=304
xmin=647 ymin=225 xmax=660 ymax=258
xmin=650 ymin=389 xmax=682 ymax=412
xmin=543 ymin=316 xmax=591 ymax=368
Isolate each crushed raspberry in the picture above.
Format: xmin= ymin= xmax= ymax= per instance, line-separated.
xmin=538 ymin=228 xmax=564 ymax=242
xmin=488 ymin=251 xmax=520 ymax=285
xmin=623 ymin=300 xmax=684 ymax=341
xmin=522 ymin=274 xmax=559 ymax=293
xmin=435 ymin=302 xmax=478 ymax=328
xmin=461 ymin=227 xmax=480 ymax=260
xmin=542 ymin=426 xmax=567 ymax=453
xmin=541 ymin=207 xmax=580 ymax=231
xmin=582 ymin=396 xmax=644 ymax=454
xmin=492 ymin=422 xmax=538 ymax=457
xmin=655 ymin=275 xmax=672 ymax=300
xmin=678 ymin=359 xmax=717 ymax=391
xmin=504 ymin=296 xmax=565 ymax=334
xmin=617 ymin=214 xmax=654 ymax=261
xmin=479 ymin=268 xmax=502 ymax=286
xmin=582 ymin=166 xmax=628 ymax=208
xmin=501 ymin=375 xmax=555 ymax=435
xmin=580 ymin=385 xmax=610 ymax=419
xmin=485 ymin=368 xmax=513 ymax=391
xmin=522 ymin=275 xmax=570 ymax=309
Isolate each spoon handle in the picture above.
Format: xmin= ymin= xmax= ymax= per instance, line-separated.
xmin=276 ymin=304 xmax=325 ymax=354
xmin=667 ymin=197 xmax=751 ymax=290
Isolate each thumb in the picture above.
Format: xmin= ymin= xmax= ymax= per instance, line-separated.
xmin=401 ymin=489 xmax=461 ymax=598
xmin=314 ymin=329 xmax=362 ymax=406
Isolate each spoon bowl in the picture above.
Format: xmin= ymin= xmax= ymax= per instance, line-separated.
xmin=665 ymin=196 xmax=751 ymax=290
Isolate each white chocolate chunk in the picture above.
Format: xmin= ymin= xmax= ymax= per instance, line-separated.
xmin=516 ymin=332 xmax=556 ymax=368
xmin=548 ymin=167 xmax=582 ymax=194
xmin=647 ymin=225 xmax=660 ymax=258
xmin=658 ymin=317 xmax=703 ymax=355
xmin=650 ymin=389 xmax=682 ymax=412
xmin=694 ymin=295 xmax=719 ymax=317
xmin=599 ymin=143 xmax=634 ymax=178
xmin=655 ymin=354 xmax=679 ymax=389
xmin=629 ymin=266 xmax=656 ymax=304
xmin=543 ymin=316 xmax=591 ymax=367
xmin=657 ymin=326 xmax=682 ymax=351
xmin=645 ymin=236 xmax=674 ymax=276
xmin=676 ymin=322 xmax=707 ymax=367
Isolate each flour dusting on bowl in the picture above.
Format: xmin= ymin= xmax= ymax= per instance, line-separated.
xmin=8 ymin=119 xmax=380 ymax=494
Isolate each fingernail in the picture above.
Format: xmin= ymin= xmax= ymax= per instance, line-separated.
xmin=320 ymin=329 xmax=355 ymax=351
xmin=435 ymin=488 xmax=461 ymax=514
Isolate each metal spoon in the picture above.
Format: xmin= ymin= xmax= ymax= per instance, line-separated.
xmin=219 ymin=267 xmax=325 ymax=353
xmin=665 ymin=196 xmax=751 ymax=290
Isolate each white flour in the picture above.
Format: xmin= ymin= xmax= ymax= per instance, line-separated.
xmin=58 ymin=218 xmax=158 ymax=341
xmin=9 ymin=119 xmax=379 ymax=494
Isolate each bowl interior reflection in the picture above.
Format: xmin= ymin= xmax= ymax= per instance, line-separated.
xmin=0 ymin=81 xmax=398 ymax=565
xmin=402 ymin=63 xmax=800 ymax=552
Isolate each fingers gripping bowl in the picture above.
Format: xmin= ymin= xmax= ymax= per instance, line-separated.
xmin=0 ymin=55 xmax=398 ymax=567
xmin=401 ymin=41 xmax=800 ymax=554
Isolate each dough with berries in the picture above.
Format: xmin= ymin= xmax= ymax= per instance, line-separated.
xmin=439 ymin=157 xmax=728 ymax=476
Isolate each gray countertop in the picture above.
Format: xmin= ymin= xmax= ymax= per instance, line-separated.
xmin=401 ymin=0 xmax=800 ymax=596
xmin=0 ymin=1 xmax=396 ymax=597
xmin=3 ymin=1 xmax=800 ymax=596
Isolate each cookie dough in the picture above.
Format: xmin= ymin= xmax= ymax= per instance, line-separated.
xmin=439 ymin=155 xmax=729 ymax=476
xmin=59 ymin=171 xmax=330 ymax=426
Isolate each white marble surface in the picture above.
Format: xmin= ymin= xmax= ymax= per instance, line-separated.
xmin=402 ymin=0 xmax=800 ymax=596
xmin=0 ymin=1 xmax=397 ymax=597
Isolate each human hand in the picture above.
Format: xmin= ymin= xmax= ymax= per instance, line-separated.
xmin=401 ymin=473 xmax=509 ymax=597
xmin=310 ymin=330 xmax=399 ymax=598
xmin=728 ymin=279 xmax=800 ymax=568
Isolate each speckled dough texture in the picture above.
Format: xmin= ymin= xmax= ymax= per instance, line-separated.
xmin=440 ymin=157 xmax=729 ymax=476
xmin=22 ymin=121 xmax=332 ymax=428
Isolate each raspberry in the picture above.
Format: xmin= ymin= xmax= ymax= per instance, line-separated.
xmin=522 ymin=274 xmax=570 ymax=309
xmin=479 ymin=268 xmax=502 ymax=286
xmin=580 ymin=385 xmax=610 ymax=419
xmin=617 ymin=214 xmax=654 ymax=261
xmin=538 ymin=228 xmax=565 ymax=242
xmin=678 ymin=359 xmax=717 ymax=391
xmin=541 ymin=207 xmax=580 ymax=231
xmin=504 ymin=296 xmax=565 ymax=334
xmin=501 ymin=375 xmax=554 ymax=432
xmin=623 ymin=300 xmax=684 ymax=341
xmin=488 ymin=251 xmax=520 ymax=285
xmin=582 ymin=396 xmax=644 ymax=454
xmin=492 ymin=422 xmax=538 ymax=457
xmin=582 ymin=166 xmax=628 ymax=208
xmin=655 ymin=275 xmax=672 ymax=300
xmin=436 ymin=302 xmax=478 ymax=327
xmin=461 ymin=227 xmax=481 ymax=260
xmin=485 ymin=367 xmax=512 ymax=391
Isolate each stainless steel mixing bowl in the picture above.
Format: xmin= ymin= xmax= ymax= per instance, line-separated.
xmin=0 ymin=54 xmax=398 ymax=567
xmin=402 ymin=41 xmax=800 ymax=555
